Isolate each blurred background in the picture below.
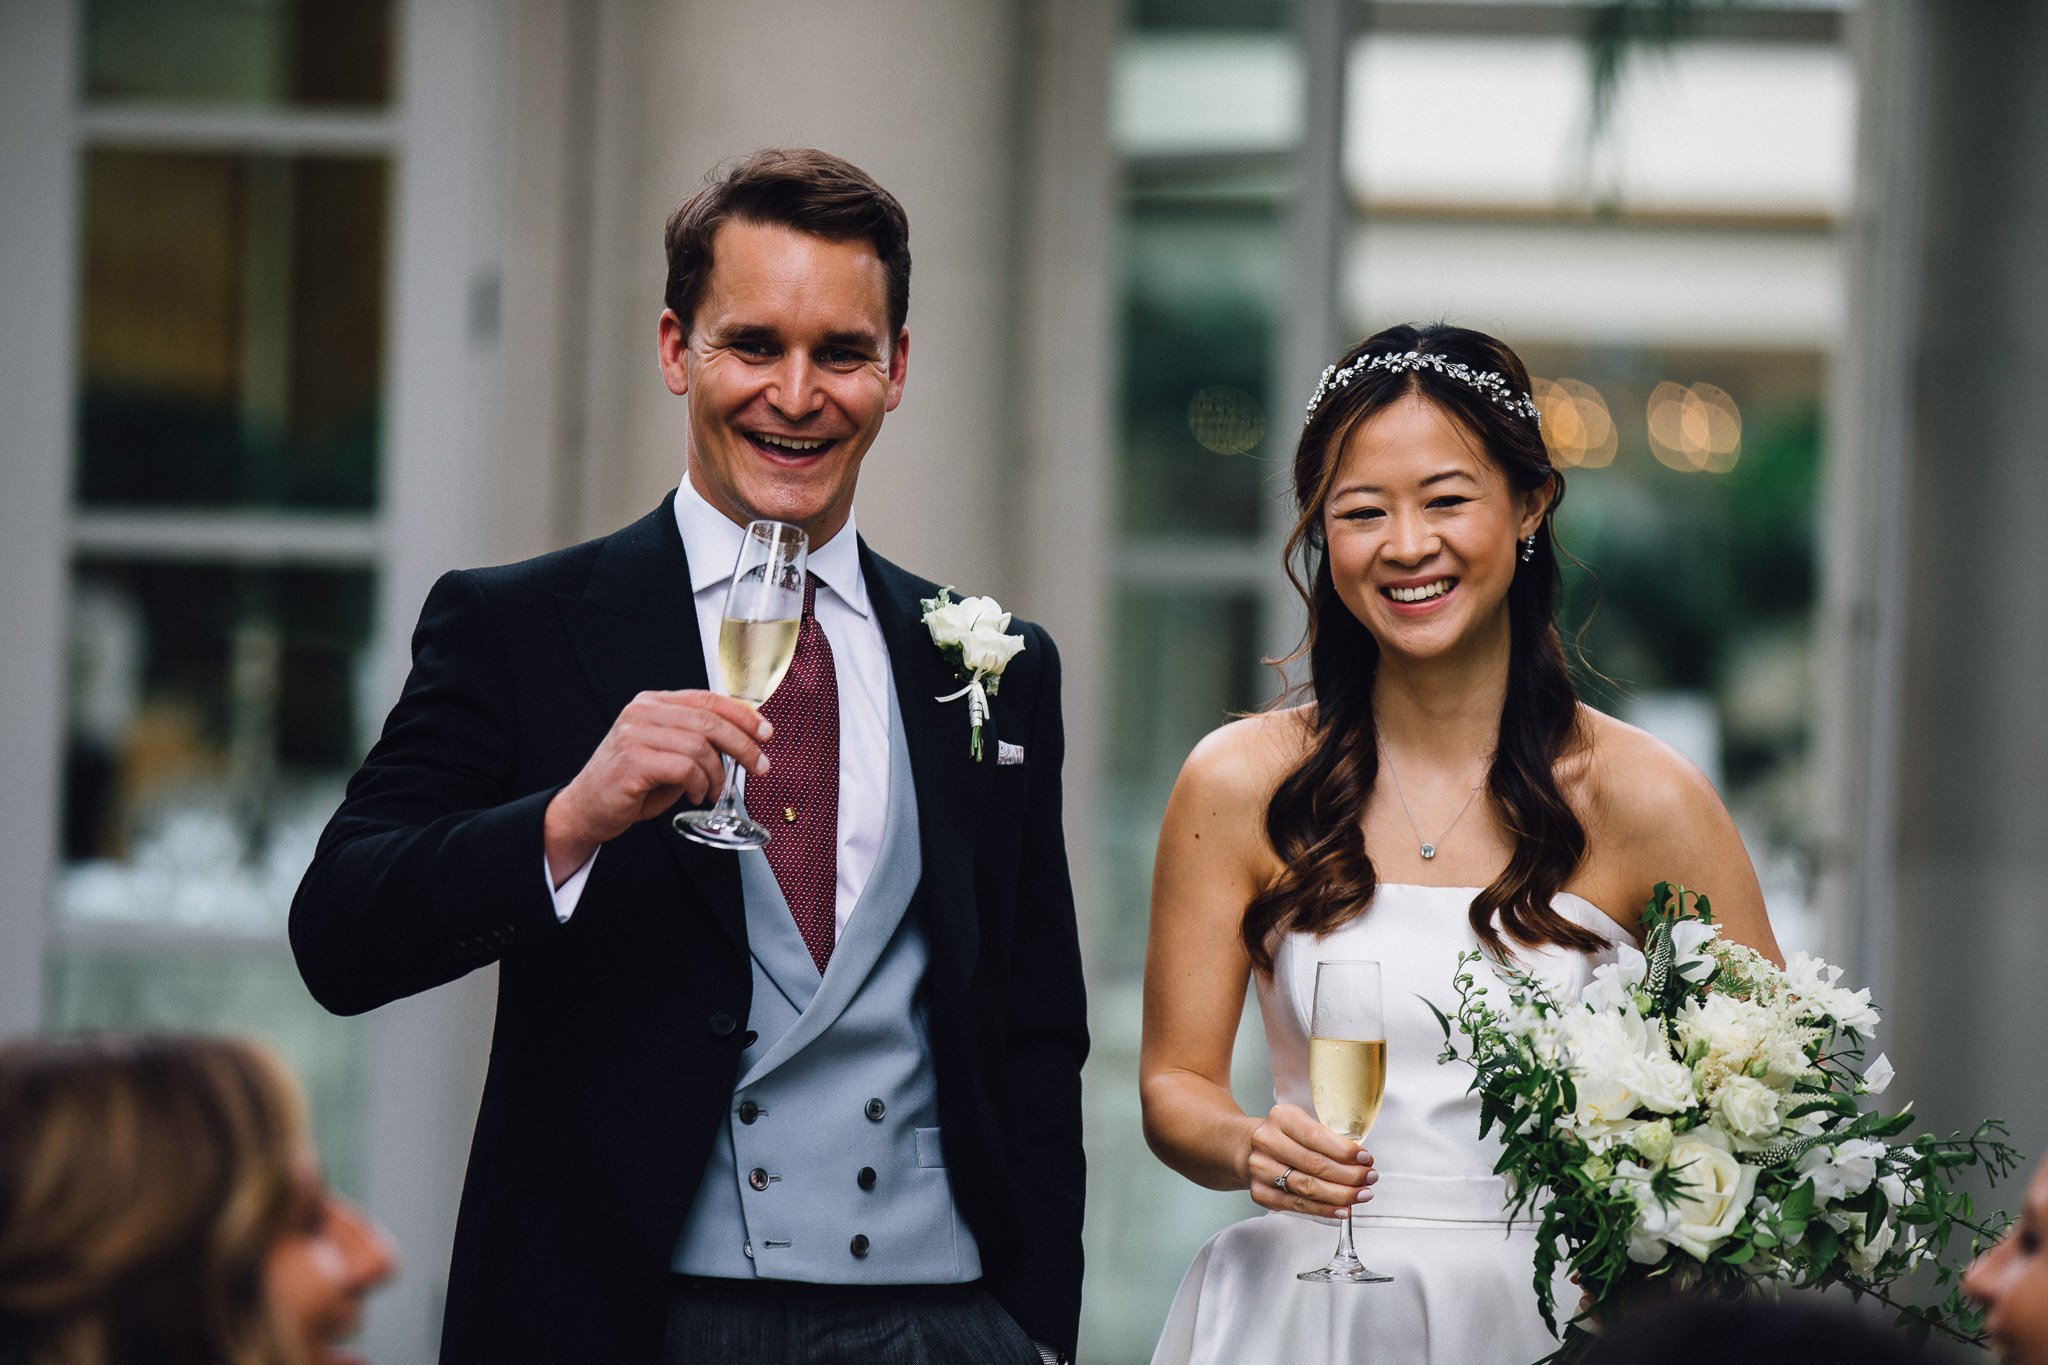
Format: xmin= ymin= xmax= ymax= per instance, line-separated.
xmin=2 ymin=1 xmax=2042 ymax=1360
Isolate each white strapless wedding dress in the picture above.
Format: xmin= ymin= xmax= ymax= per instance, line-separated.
xmin=1151 ymin=884 xmax=1633 ymax=1365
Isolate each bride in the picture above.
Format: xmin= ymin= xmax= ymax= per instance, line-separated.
xmin=1141 ymin=323 xmax=1784 ymax=1364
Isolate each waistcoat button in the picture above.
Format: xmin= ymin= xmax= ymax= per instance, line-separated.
xmin=748 ymin=1167 xmax=769 ymax=1192
xmin=738 ymin=1100 xmax=759 ymax=1124
xmin=708 ymin=1011 xmax=738 ymax=1037
xmin=857 ymin=1167 xmax=877 ymax=1190
xmin=849 ymin=1234 xmax=870 ymax=1258
xmin=864 ymin=1097 xmax=886 ymax=1121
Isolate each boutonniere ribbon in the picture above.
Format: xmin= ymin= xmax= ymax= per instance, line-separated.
xmin=920 ymin=588 xmax=1026 ymax=761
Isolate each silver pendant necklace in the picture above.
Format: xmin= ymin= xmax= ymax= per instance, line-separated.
xmin=1375 ymin=728 xmax=1489 ymax=861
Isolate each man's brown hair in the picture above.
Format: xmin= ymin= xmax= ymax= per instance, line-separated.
xmin=663 ymin=148 xmax=912 ymax=341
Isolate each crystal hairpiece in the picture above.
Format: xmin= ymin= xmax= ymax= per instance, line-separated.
xmin=1303 ymin=351 xmax=1542 ymax=426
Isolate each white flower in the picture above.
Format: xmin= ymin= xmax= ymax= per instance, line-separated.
xmin=1782 ymin=952 xmax=1881 ymax=1035
xmin=1670 ymin=918 xmax=1719 ymax=984
xmin=1844 ymin=1211 xmax=1898 ymax=1275
xmin=1612 ymin=1159 xmax=1684 ymax=1264
xmin=1612 ymin=1133 xmax=1759 ymax=1264
xmin=1661 ymin=1132 xmax=1760 ymax=1260
xmin=1583 ymin=946 xmax=1648 ymax=1014
xmin=1796 ymin=1137 xmax=1886 ymax=1204
xmin=1630 ymin=1118 xmax=1676 ymax=1164
xmin=1708 ymin=1074 xmax=1783 ymax=1149
xmin=922 ymin=589 xmax=1027 ymax=761
xmin=1862 ymin=1053 xmax=1895 ymax=1096
xmin=1676 ymin=992 xmax=1816 ymax=1090
xmin=1562 ymin=1008 xmax=1693 ymax=1133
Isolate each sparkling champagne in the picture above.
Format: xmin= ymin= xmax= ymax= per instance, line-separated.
xmin=1308 ymin=1036 xmax=1387 ymax=1141
xmin=718 ymin=617 xmax=800 ymax=703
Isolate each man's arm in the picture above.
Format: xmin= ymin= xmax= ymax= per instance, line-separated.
xmin=290 ymin=568 xmax=767 ymax=1015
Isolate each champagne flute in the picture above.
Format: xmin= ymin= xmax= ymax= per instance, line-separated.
xmin=673 ymin=520 xmax=806 ymax=849
xmin=1298 ymin=958 xmax=1392 ymax=1284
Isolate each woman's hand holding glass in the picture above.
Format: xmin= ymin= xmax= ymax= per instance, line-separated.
xmin=1246 ymin=1100 xmax=1377 ymax=1220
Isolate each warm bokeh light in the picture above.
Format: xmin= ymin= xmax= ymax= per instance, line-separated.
xmin=1647 ymin=380 xmax=1742 ymax=473
xmin=1534 ymin=377 xmax=1618 ymax=469
xmin=1186 ymin=384 xmax=1264 ymax=455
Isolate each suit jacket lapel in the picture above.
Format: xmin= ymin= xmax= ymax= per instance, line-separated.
xmin=554 ymin=494 xmax=744 ymax=952
xmin=859 ymin=543 xmax=989 ymax=977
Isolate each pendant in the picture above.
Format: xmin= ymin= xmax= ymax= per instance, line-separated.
xmin=1420 ymin=843 xmax=1436 ymax=860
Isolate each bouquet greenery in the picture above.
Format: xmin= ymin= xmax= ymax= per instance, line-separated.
xmin=1433 ymin=884 xmax=2016 ymax=1363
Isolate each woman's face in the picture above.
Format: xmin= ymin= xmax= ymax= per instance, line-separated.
xmin=1321 ymin=393 xmax=1547 ymax=666
xmin=1967 ymin=1157 xmax=2048 ymax=1363
xmin=264 ymin=1150 xmax=397 ymax=1365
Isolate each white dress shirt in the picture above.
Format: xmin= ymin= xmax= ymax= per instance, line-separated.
xmin=548 ymin=477 xmax=894 ymax=933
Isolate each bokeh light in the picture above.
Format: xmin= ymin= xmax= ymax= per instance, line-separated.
xmin=1534 ymin=377 xmax=1618 ymax=469
xmin=1186 ymin=384 xmax=1264 ymax=455
xmin=1647 ymin=380 xmax=1742 ymax=473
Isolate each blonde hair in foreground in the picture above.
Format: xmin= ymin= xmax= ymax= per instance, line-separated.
xmin=0 ymin=1035 xmax=308 ymax=1365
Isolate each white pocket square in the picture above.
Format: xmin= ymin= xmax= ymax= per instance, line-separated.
xmin=996 ymin=741 xmax=1025 ymax=766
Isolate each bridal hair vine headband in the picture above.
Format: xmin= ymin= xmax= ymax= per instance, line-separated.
xmin=1303 ymin=351 xmax=1542 ymax=427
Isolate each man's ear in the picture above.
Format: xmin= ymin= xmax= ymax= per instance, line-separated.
xmin=884 ymin=327 xmax=910 ymax=412
xmin=658 ymin=310 xmax=690 ymax=396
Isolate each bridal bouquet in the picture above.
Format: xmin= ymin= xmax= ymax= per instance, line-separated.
xmin=1433 ymin=885 xmax=2016 ymax=1362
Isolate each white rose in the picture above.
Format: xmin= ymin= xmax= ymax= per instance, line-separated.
xmin=1670 ymin=918 xmax=1720 ymax=984
xmin=1663 ymin=1131 xmax=1760 ymax=1260
xmin=1708 ymin=1075 xmax=1784 ymax=1149
xmin=1796 ymin=1137 xmax=1886 ymax=1204
xmin=957 ymin=622 xmax=1025 ymax=675
xmin=1862 ymin=1053 xmax=1895 ymax=1096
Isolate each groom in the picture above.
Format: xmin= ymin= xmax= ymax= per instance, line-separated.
xmin=291 ymin=148 xmax=1087 ymax=1365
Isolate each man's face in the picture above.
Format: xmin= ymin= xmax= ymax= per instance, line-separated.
xmin=658 ymin=219 xmax=908 ymax=546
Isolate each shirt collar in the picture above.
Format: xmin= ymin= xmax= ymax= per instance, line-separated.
xmin=674 ymin=474 xmax=870 ymax=619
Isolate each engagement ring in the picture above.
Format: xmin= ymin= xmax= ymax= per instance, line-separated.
xmin=1275 ymin=1167 xmax=1294 ymax=1194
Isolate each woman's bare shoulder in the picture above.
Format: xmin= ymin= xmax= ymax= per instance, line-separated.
xmin=1573 ymin=705 xmax=1727 ymax=836
xmin=1165 ymin=707 xmax=1312 ymax=838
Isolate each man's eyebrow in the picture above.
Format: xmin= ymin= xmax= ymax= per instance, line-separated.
xmin=821 ymin=328 xmax=883 ymax=351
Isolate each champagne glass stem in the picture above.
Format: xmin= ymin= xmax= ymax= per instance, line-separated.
xmin=714 ymin=754 xmax=745 ymax=820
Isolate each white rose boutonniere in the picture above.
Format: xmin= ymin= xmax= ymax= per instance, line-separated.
xmin=921 ymin=588 xmax=1026 ymax=761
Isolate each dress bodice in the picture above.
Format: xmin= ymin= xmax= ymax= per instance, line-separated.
xmin=1256 ymin=884 xmax=1634 ymax=1218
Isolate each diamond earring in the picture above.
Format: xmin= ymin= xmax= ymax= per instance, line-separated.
xmin=1520 ymin=532 xmax=1537 ymax=563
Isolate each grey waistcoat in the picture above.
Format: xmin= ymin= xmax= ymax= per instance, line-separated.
xmin=672 ymin=679 xmax=982 ymax=1283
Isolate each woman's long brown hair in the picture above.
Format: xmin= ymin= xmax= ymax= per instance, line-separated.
xmin=1242 ymin=322 xmax=1609 ymax=971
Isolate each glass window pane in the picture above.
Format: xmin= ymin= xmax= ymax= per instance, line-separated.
xmin=62 ymin=559 xmax=375 ymax=934
xmin=1120 ymin=198 xmax=1286 ymax=539
xmin=83 ymin=0 xmax=395 ymax=109
xmin=77 ymin=150 xmax=388 ymax=510
xmin=47 ymin=944 xmax=369 ymax=1195
xmin=1102 ymin=586 xmax=1269 ymax=975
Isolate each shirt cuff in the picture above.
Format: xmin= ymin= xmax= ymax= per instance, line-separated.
xmin=547 ymin=848 xmax=598 ymax=921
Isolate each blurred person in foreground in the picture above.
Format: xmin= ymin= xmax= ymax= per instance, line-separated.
xmin=0 ymin=1034 xmax=395 ymax=1365
xmin=1578 ymin=1294 xmax=1954 ymax=1364
xmin=1966 ymin=1149 xmax=2048 ymax=1362
xmin=290 ymin=148 xmax=1086 ymax=1364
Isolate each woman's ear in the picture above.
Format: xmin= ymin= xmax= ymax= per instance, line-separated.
xmin=1518 ymin=473 xmax=1557 ymax=539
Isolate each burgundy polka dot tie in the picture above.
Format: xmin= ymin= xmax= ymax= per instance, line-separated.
xmin=745 ymin=573 xmax=839 ymax=973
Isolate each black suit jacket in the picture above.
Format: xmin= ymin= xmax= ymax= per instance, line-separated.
xmin=290 ymin=496 xmax=1089 ymax=1362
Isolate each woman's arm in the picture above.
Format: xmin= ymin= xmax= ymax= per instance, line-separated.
xmin=1139 ymin=717 xmax=1374 ymax=1219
